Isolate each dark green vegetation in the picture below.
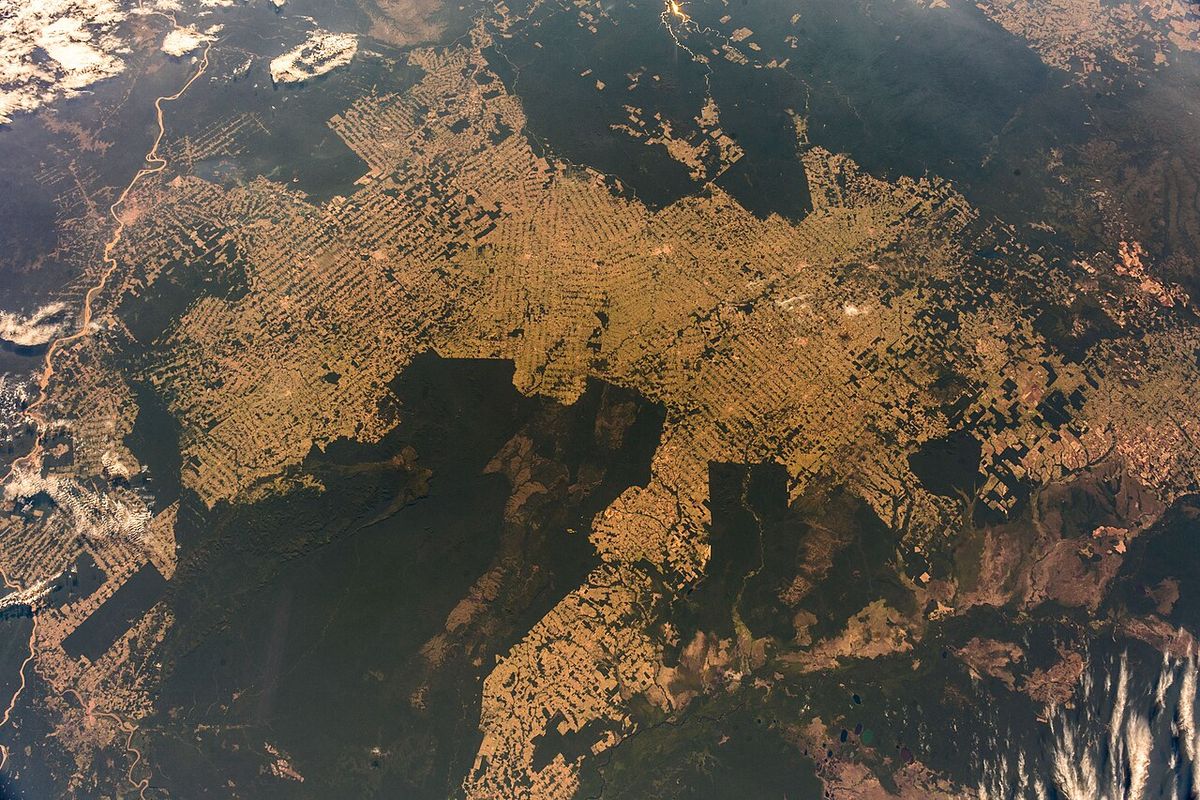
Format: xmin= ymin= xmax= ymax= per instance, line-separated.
xmin=581 ymin=461 xmax=1194 ymax=798
xmin=62 ymin=565 xmax=166 ymax=661
xmin=2 ymin=0 xmax=1200 ymax=795
xmin=137 ymin=355 xmax=664 ymax=798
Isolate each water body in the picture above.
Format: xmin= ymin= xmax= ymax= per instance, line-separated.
xmin=0 ymin=663 xmax=61 ymax=799
xmin=0 ymin=38 xmax=205 ymax=317
xmin=153 ymin=4 xmax=401 ymax=203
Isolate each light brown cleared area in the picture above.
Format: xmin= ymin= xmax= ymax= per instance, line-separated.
xmin=84 ymin=26 xmax=1198 ymax=795
xmin=0 ymin=45 xmax=206 ymax=793
xmin=3 ymin=3 xmax=1200 ymax=796
xmin=360 ymin=0 xmax=450 ymax=47
xmin=959 ymin=0 xmax=1200 ymax=79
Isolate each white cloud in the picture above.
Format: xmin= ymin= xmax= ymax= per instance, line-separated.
xmin=0 ymin=0 xmax=133 ymax=123
xmin=161 ymin=23 xmax=221 ymax=58
xmin=270 ymin=30 xmax=357 ymax=84
xmin=0 ymin=302 xmax=71 ymax=347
